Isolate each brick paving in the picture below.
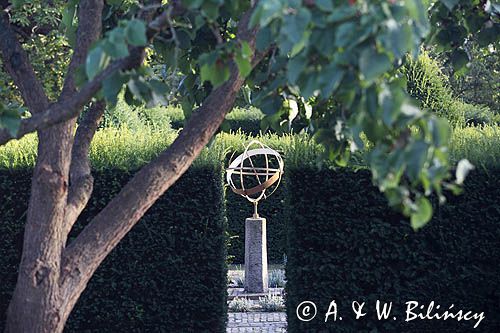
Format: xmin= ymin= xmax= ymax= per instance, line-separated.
xmin=227 ymin=312 xmax=287 ymax=332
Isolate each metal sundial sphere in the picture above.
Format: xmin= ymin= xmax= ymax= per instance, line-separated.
xmin=226 ymin=140 xmax=284 ymax=219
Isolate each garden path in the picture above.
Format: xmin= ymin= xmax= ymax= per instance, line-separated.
xmin=227 ymin=312 xmax=287 ymax=332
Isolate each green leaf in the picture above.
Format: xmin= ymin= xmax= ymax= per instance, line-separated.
xmin=259 ymin=95 xmax=282 ymax=115
xmin=103 ymin=28 xmax=129 ymax=58
xmin=11 ymin=0 xmax=27 ymax=8
xmin=201 ymin=1 xmax=220 ymax=21
xmin=0 ymin=105 xmax=22 ymax=137
xmin=455 ymin=159 xmax=474 ymax=185
xmin=440 ymin=0 xmax=459 ymax=11
xmin=359 ymin=48 xmax=392 ymax=83
xmin=431 ymin=117 xmax=450 ymax=147
xmin=86 ymin=46 xmax=110 ymax=80
xmin=235 ymin=54 xmax=252 ymax=77
xmin=326 ymin=6 xmax=357 ymax=23
xmin=287 ymin=54 xmax=307 ymax=84
xmin=256 ymin=26 xmax=273 ymax=52
xmin=282 ymin=8 xmax=311 ymax=44
xmin=127 ymin=78 xmax=151 ymax=101
xmin=102 ymin=71 xmax=129 ymax=105
xmin=241 ymin=41 xmax=252 ymax=58
xmin=315 ymin=0 xmax=334 ymax=12
xmin=334 ymin=22 xmax=356 ymax=48
xmin=200 ymin=62 xmax=230 ymax=87
xmin=476 ymin=25 xmax=500 ymax=47
xmin=290 ymin=30 xmax=310 ymax=57
xmin=252 ymin=0 xmax=283 ymax=27
xmin=450 ymin=49 xmax=469 ymax=73
xmin=411 ymin=197 xmax=433 ymax=230
xmin=319 ymin=64 xmax=344 ymax=98
xmin=406 ymin=140 xmax=430 ymax=181
xmin=182 ymin=0 xmax=204 ymax=9
xmin=125 ymin=19 xmax=148 ymax=47
xmin=381 ymin=20 xmax=413 ymax=59
xmin=405 ymin=0 xmax=430 ymax=37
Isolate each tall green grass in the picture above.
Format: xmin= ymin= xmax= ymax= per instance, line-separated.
xmin=1 ymin=125 xmax=499 ymax=171
xmin=450 ymin=125 xmax=500 ymax=171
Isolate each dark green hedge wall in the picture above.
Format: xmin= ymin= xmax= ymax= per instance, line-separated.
xmin=0 ymin=167 xmax=228 ymax=332
xmin=225 ymin=185 xmax=287 ymax=264
xmin=285 ymin=168 xmax=500 ymax=333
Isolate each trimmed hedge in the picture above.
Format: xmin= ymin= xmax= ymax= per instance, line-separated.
xmin=0 ymin=166 xmax=228 ymax=332
xmin=285 ymin=168 xmax=500 ymax=332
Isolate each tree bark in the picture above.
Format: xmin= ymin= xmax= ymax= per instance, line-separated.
xmin=4 ymin=1 xmax=104 ymax=332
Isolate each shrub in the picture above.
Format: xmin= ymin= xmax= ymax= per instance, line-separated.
xmin=228 ymin=297 xmax=253 ymax=312
xmin=268 ymin=269 xmax=286 ymax=288
xmin=460 ymin=103 xmax=499 ymax=126
xmin=259 ymin=294 xmax=285 ymax=312
xmin=450 ymin=125 xmax=500 ymax=170
xmin=285 ymin=168 xmax=500 ymax=332
xmin=402 ymin=51 xmax=465 ymax=126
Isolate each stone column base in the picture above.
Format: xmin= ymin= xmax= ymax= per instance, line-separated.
xmin=244 ymin=217 xmax=268 ymax=293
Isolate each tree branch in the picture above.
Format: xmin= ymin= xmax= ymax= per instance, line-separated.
xmin=0 ymin=11 xmax=49 ymax=113
xmin=0 ymin=55 xmax=139 ymax=146
xmin=59 ymin=6 xmax=259 ymax=306
xmin=60 ymin=0 xmax=104 ymax=100
xmin=58 ymin=0 xmax=104 ymax=235
xmin=64 ymin=100 xmax=106 ymax=234
xmin=0 ymin=4 xmax=184 ymax=147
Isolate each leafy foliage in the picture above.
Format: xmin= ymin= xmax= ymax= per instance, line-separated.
xmin=403 ymin=50 xmax=499 ymax=126
xmin=2 ymin=0 xmax=499 ymax=227
xmin=0 ymin=1 xmax=69 ymax=103
xmin=428 ymin=0 xmax=500 ymax=74
xmin=0 ymin=103 xmax=26 ymax=137
xmin=243 ymin=0 xmax=480 ymax=227
xmin=258 ymin=293 xmax=285 ymax=312
xmin=445 ymin=40 xmax=500 ymax=112
xmin=402 ymin=51 xmax=464 ymax=125
xmin=228 ymin=297 xmax=252 ymax=312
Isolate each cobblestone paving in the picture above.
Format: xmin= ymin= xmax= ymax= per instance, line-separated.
xmin=227 ymin=312 xmax=287 ymax=332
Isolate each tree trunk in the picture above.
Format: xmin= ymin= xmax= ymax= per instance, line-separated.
xmin=5 ymin=123 xmax=74 ymax=333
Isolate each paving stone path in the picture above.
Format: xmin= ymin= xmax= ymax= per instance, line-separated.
xmin=227 ymin=312 xmax=287 ymax=332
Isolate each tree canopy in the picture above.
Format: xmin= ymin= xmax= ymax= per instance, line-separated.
xmin=0 ymin=1 xmax=498 ymax=330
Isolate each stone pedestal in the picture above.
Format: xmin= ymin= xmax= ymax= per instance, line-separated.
xmin=244 ymin=217 xmax=268 ymax=293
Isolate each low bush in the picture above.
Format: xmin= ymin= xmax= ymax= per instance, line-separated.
xmin=450 ymin=125 xmax=500 ymax=170
xmin=228 ymin=298 xmax=252 ymax=312
xmin=268 ymin=269 xmax=286 ymax=288
xmin=460 ymin=102 xmax=499 ymax=126
xmin=259 ymin=294 xmax=285 ymax=312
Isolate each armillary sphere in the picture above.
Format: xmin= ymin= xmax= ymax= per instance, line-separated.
xmin=226 ymin=140 xmax=284 ymax=218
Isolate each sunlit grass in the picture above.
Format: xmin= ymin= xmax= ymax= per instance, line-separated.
xmin=0 ymin=124 xmax=498 ymax=171
xmin=450 ymin=125 xmax=500 ymax=171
